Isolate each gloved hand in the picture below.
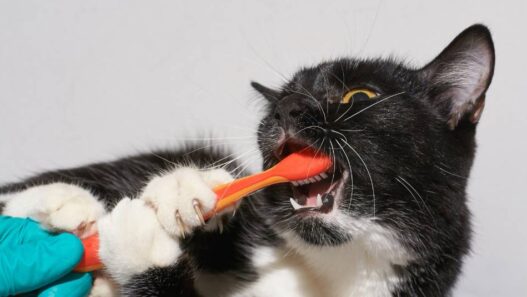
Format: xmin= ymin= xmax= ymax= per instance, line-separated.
xmin=0 ymin=216 xmax=92 ymax=297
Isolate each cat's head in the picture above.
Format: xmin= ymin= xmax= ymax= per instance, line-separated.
xmin=254 ymin=25 xmax=494 ymax=247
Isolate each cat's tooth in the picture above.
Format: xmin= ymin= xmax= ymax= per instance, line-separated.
xmin=290 ymin=198 xmax=303 ymax=210
xmin=316 ymin=194 xmax=323 ymax=207
xmin=314 ymin=175 xmax=322 ymax=181
xmin=292 ymin=181 xmax=299 ymax=186
xmin=321 ymin=172 xmax=328 ymax=179
xmin=218 ymin=219 xmax=224 ymax=234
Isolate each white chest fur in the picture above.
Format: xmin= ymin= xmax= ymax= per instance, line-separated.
xmin=198 ymin=219 xmax=412 ymax=297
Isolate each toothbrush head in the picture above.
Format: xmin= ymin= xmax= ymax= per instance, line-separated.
xmin=272 ymin=147 xmax=332 ymax=181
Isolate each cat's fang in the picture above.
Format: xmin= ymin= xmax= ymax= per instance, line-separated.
xmin=316 ymin=194 xmax=323 ymax=207
xmin=290 ymin=197 xmax=303 ymax=210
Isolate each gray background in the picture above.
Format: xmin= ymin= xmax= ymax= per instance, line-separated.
xmin=0 ymin=1 xmax=525 ymax=296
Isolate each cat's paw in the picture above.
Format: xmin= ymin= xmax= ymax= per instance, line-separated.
xmin=140 ymin=167 xmax=234 ymax=237
xmin=2 ymin=183 xmax=105 ymax=238
xmin=97 ymin=198 xmax=180 ymax=284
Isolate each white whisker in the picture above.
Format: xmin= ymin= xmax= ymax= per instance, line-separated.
xmin=334 ymin=138 xmax=354 ymax=212
xmin=396 ymin=176 xmax=435 ymax=224
xmin=339 ymin=137 xmax=377 ymax=218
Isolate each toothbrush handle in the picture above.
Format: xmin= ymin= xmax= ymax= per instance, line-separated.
xmin=204 ymin=172 xmax=287 ymax=220
xmin=73 ymin=234 xmax=103 ymax=272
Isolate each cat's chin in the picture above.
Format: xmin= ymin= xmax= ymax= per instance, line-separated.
xmin=280 ymin=217 xmax=353 ymax=246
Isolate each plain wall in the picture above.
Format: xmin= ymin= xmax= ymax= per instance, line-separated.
xmin=1 ymin=1 xmax=525 ymax=296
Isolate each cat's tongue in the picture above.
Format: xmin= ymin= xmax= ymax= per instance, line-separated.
xmin=305 ymin=179 xmax=332 ymax=206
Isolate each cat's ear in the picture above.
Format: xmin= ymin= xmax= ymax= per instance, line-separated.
xmin=419 ymin=24 xmax=495 ymax=129
xmin=251 ymin=81 xmax=281 ymax=102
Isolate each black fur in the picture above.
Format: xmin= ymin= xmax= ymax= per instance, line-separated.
xmin=256 ymin=24 xmax=494 ymax=296
xmin=0 ymin=24 xmax=494 ymax=296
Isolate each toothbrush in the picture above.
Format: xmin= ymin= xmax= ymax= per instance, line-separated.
xmin=74 ymin=148 xmax=332 ymax=272
xmin=204 ymin=147 xmax=332 ymax=219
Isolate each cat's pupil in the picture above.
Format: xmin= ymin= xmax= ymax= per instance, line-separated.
xmin=352 ymin=92 xmax=370 ymax=102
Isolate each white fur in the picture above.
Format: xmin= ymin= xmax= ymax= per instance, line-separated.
xmin=89 ymin=274 xmax=119 ymax=297
xmin=196 ymin=216 xmax=411 ymax=297
xmin=251 ymin=246 xmax=280 ymax=269
xmin=2 ymin=183 xmax=105 ymax=237
xmin=280 ymin=217 xmax=412 ymax=297
xmin=97 ymin=198 xmax=181 ymax=285
xmin=140 ymin=167 xmax=234 ymax=236
xmin=0 ymin=192 xmax=16 ymax=203
xmin=195 ymin=246 xmax=324 ymax=297
xmin=235 ymin=247 xmax=324 ymax=297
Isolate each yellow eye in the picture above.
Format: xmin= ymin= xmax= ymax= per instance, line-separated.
xmin=341 ymin=88 xmax=378 ymax=104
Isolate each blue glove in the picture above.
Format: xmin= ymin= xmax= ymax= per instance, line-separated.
xmin=0 ymin=216 xmax=92 ymax=297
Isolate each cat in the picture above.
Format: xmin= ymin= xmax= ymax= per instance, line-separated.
xmin=0 ymin=24 xmax=494 ymax=297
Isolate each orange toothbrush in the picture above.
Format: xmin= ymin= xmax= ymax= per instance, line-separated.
xmin=74 ymin=148 xmax=332 ymax=272
xmin=74 ymin=234 xmax=103 ymax=272
xmin=205 ymin=147 xmax=332 ymax=219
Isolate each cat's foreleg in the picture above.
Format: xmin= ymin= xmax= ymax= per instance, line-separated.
xmin=97 ymin=198 xmax=199 ymax=296
xmin=97 ymin=166 xmax=234 ymax=295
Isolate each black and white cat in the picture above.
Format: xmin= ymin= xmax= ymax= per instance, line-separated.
xmin=0 ymin=24 xmax=494 ymax=297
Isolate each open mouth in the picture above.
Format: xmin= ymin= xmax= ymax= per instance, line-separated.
xmin=275 ymin=139 xmax=345 ymax=215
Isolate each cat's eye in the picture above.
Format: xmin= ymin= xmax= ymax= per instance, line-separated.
xmin=341 ymin=88 xmax=378 ymax=104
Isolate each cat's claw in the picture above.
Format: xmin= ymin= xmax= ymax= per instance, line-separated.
xmin=192 ymin=198 xmax=206 ymax=226
xmin=174 ymin=210 xmax=186 ymax=238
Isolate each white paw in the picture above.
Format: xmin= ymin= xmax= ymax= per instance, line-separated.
xmin=2 ymin=183 xmax=105 ymax=238
xmin=140 ymin=167 xmax=234 ymax=237
xmin=97 ymin=198 xmax=180 ymax=285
